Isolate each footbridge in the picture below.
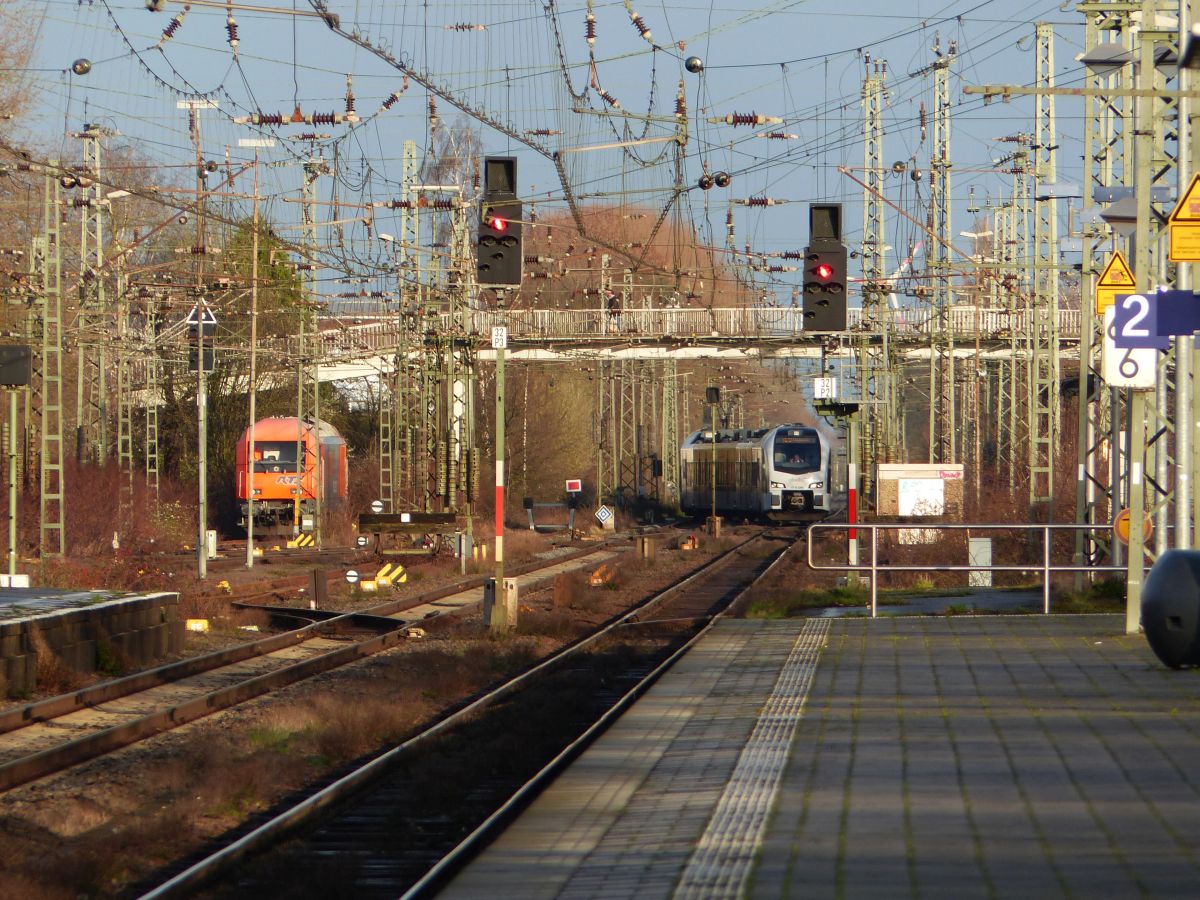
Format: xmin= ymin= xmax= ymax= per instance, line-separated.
xmin=310 ymin=305 xmax=1082 ymax=381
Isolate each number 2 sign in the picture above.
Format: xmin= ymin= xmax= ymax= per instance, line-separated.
xmin=1111 ymin=293 xmax=1169 ymax=350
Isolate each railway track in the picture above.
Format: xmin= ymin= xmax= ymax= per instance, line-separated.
xmin=0 ymin=539 xmax=628 ymax=794
xmin=138 ymin=525 xmax=805 ymax=899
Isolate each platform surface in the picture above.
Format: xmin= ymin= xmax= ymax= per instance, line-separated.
xmin=439 ymin=615 xmax=1200 ymax=899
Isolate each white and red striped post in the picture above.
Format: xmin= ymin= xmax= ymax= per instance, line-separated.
xmin=490 ymin=327 xmax=511 ymax=632
xmin=848 ymin=461 xmax=859 ymax=573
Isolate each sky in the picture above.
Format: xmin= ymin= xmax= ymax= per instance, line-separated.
xmin=15 ymin=0 xmax=1090 ymax=304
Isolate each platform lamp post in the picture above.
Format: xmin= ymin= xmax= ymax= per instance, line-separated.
xmin=706 ymin=385 xmax=721 ymax=535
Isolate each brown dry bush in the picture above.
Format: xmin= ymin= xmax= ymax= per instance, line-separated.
xmin=553 ymin=571 xmax=583 ymax=608
xmin=27 ymin=625 xmax=87 ymax=695
xmin=517 ymin=609 xmax=576 ymax=639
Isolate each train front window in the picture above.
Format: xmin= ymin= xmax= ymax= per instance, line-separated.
xmin=252 ymin=442 xmax=302 ymax=473
xmin=773 ymin=433 xmax=821 ymax=474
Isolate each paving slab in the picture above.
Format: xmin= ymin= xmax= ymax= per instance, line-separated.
xmin=437 ymin=615 xmax=1200 ymax=899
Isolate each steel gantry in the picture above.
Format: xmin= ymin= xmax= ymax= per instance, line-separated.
xmin=1074 ymin=0 xmax=1133 ymax=574
xmin=1030 ymin=22 xmax=1061 ymax=509
xmin=38 ymin=164 xmax=65 ymax=556
xmin=75 ymin=125 xmax=110 ymax=466
xmin=928 ymin=38 xmax=956 ymax=464
xmin=858 ymin=57 xmax=895 ymax=503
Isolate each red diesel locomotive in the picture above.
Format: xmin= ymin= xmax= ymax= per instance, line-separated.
xmin=235 ymin=417 xmax=348 ymax=532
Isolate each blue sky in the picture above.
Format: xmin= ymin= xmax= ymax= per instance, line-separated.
xmin=20 ymin=0 xmax=1088 ymax=300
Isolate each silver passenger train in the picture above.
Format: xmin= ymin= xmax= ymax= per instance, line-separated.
xmin=679 ymin=423 xmax=832 ymax=520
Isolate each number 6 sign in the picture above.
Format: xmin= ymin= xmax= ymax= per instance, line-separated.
xmin=1102 ymin=307 xmax=1157 ymax=389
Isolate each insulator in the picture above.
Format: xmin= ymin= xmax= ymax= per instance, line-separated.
xmin=623 ymin=213 xmax=647 ymax=219
xmin=445 ymin=22 xmax=485 ymax=31
xmin=524 ymin=255 xmax=554 ymax=264
xmin=675 ymin=92 xmax=686 ymax=117
xmin=345 ymin=74 xmax=355 ymax=114
xmin=712 ymin=112 xmax=784 ymax=126
xmin=292 ymin=132 xmax=323 ymax=141
xmin=764 ymin=265 xmax=796 ymax=273
xmin=585 ymin=13 xmax=596 ymax=45
xmin=251 ymin=112 xmax=284 ymax=126
xmin=781 ymin=251 xmax=804 ymax=259
xmin=740 ymin=196 xmax=776 ymax=207
xmin=919 ymin=103 xmax=927 ymax=140
xmin=191 ymin=245 xmax=207 ymax=255
xmin=308 ymin=111 xmax=342 ymax=125
xmin=528 ymin=271 xmax=553 ymax=279
xmin=159 ymin=9 xmax=186 ymax=45
xmin=758 ymin=132 xmax=799 ymax=140
xmin=524 ymin=128 xmax=562 ymax=136
xmin=376 ymin=199 xmax=413 ymax=209
xmin=623 ymin=242 xmax=645 ymax=249
xmin=630 ymin=13 xmax=652 ymax=42
xmin=225 ymin=15 xmax=238 ymax=49
xmin=431 ymin=199 xmax=455 ymax=210
xmin=597 ymin=88 xmax=621 ymax=109
xmin=725 ymin=210 xmax=734 ymax=233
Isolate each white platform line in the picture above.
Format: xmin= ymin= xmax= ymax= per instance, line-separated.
xmin=672 ymin=619 xmax=830 ymax=899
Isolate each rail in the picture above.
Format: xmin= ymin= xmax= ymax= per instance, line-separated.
xmin=807 ymin=523 xmax=1124 ymax=617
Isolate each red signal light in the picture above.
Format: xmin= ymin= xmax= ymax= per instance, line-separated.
xmin=484 ymin=207 xmax=508 ymax=232
xmin=814 ymin=262 xmax=834 ymax=280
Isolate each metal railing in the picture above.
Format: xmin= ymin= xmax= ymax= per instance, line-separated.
xmin=807 ymin=523 xmax=1124 ymax=617
xmin=310 ymin=306 xmax=1083 ymax=362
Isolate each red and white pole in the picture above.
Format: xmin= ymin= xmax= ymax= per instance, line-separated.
xmin=848 ymin=461 xmax=859 ymax=571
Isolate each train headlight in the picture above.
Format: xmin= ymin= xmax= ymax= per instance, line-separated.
xmin=252 ymin=489 xmax=262 ymax=496
xmin=810 ymin=482 xmax=823 ymax=489
xmin=770 ymin=481 xmax=785 ymax=489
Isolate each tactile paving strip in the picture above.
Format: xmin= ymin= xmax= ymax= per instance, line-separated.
xmin=672 ymin=618 xmax=830 ymax=899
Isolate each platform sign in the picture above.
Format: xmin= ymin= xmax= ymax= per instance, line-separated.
xmin=565 ymin=478 xmax=582 ymax=493
xmin=1111 ymin=293 xmax=1169 ymax=349
xmin=1169 ymin=173 xmax=1200 ymax=262
xmin=1095 ymin=251 xmax=1134 ymax=315
xmin=1102 ymin=307 xmax=1157 ymax=389
xmin=1112 ymin=289 xmax=1200 ymax=348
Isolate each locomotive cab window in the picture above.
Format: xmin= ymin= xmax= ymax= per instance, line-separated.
xmin=253 ymin=442 xmax=303 ymax=473
xmin=773 ymin=431 xmax=822 ymax=474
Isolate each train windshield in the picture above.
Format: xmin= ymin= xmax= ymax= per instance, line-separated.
xmin=252 ymin=441 xmax=303 ymax=473
xmin=772 ymin=431 xmax=822 ymax=474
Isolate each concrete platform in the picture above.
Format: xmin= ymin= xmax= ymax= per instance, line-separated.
xmin=0 ymin=589 xmax=184 ymax=695
xmin=438 ymin=615 xmax=1200 ymax=899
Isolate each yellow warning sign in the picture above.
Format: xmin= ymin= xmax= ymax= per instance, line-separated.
xmin=1095 ymin=251 xmax=1135 ymax=316
xmin=1169 ymin=173 xmax=1200 ymax=262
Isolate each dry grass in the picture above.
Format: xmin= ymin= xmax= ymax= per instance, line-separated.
xmin=27 ymin=625 xmax=87 ymax=696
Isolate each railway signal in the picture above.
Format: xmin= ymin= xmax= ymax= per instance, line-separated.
xmin=802 ymin=202 xmax=848 ymax=332
xmin=477 ymin=156 xmax=522 ymax=287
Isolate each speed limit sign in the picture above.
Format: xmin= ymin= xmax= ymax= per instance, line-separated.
xmin=1102 ymin=307 xmax=1156 ymax=389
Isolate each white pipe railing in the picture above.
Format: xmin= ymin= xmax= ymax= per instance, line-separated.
xmin=806 ymin=522 xmax=1123 ymax=617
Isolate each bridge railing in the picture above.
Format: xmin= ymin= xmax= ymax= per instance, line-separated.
xmin=309 ymin=305 xmax=1083 ymax=360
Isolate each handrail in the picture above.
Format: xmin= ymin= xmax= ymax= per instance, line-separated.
xmin=806 ymin=522 xmax=1124 ymax=617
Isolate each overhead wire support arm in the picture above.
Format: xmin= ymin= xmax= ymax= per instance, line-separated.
xmin=964 ymin=84 xmax=1200 ymax=99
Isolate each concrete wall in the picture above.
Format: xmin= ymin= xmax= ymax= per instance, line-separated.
xmin=0 ymin=592 xmax=184 ymax=697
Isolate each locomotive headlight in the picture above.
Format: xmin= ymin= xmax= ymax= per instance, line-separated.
xmin=770 ymin=481 xmax=785 ymax=489
xmin=252 ymin=489 xmax=262 ymax=496
xmin=810 ymin=482 xmax=823 ymax=489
